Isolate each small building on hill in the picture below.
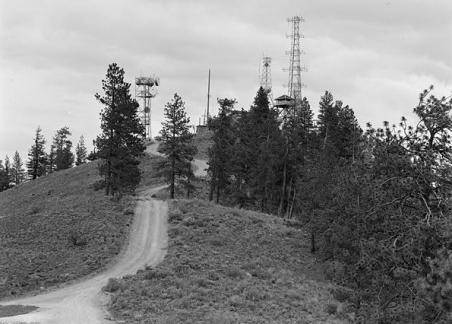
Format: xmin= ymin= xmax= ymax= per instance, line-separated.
xmin=274 ymin=95 xmax=295 ymax=110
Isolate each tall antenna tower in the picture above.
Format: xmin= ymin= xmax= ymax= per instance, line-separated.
xmin=286 ymin=16 xmax=305 ymax=107
xmin=203 ymin=69 xmax=211 ymax=125
xmin=135 ymin=75 xmax=160 ymax=139
xmin=260 ymin=56 xmax=273 ymax=105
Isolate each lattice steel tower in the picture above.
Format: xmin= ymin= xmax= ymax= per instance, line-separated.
xmin=135 ymin=75 xmax=159 ymax=139
xmin=286 ymin=16 xmax=305 ymax=107
xmin=260 ymin=56 xmax=273 ymax=105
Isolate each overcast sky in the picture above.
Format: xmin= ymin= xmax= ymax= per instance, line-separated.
xmin=1 ymin=0 xmax=451 ymax=161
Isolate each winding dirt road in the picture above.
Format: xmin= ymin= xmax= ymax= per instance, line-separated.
xmin=0 ymin=185 xmax=168 ymax=324
xmin=0 ymin=142 xmax=207 ymax=324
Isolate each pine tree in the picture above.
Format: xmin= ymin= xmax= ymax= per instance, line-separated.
xmin=4 ymin=155 xmax=11 ymax=184
xmin=229 ymin=109 xmax=253 ymax=206
xmin=27 ymin=126 xmax=47 ymax=179
xmin=232 ymin=87 xmax=283 ymax=211
xmin=75 ymin=135 xmax=88 ymax=166
xmin=158 ymin=93 xmax=197 ymax=199
xmin=53 ymin=126 xmax=74 ymax=170
xmin=317 ymin=91 xmax=361 ymax=159
xmin=11 ymin=151 xmax=25 ymax=185
xmin=317 ymin=91 xmax=338 ymax=151
xmin=47 ymin=144 xmax=56 ymax=174
xmin=0 ymin=160 xmax=9 ymax=191
xmin=207 ymin=98 xmax=236 ymax=203
xmin=95 ymin=63 xmax=145 ymax=196
xmin=279 ymin=97 xmax=314 ymax=217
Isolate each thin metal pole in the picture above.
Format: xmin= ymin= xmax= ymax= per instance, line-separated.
xmin=207 ymin=69 xmax=211 ymax=122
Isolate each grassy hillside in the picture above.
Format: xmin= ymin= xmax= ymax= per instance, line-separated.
xmin=0 ymin=153 xmax=163 ymax=300
xmin=106 ymin=200 xmax=352 ymax=323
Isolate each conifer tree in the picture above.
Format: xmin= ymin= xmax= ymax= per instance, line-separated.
xmin=95 ymin=63 xmax=145 ymax=196
xmin=53 ymin=126 xmax=74 ymax=170
xmin=316 ymin=91 xmax=361 ymax=159
xmin=0 ymin=160 xmax=9 ymax=191
xmin=208 ymin=98 xmax=236 ymax=203
xmin=232 ymin=87 xmax=283 ymax=211
xmin=317 ymin=91 xmax=338 ymax=151
xmin=47 ymin=144 xmax=56 ymax=174
xmin=279 ymin=97 xmax=314 ymax=217
xmin=11 ymin=151 xmax=25 ymax=185
xmin=75 ymin=135 xmax=88 ymax=166
xmin=4 ymin=155 xmax=11 ymax=184
xmin=27 ymin=126 xmax=47 ymax=179
xmin=229 ymin=109 xmax=253 ymax=206
xmin=158 ymin=93 xmax=197 ymax=199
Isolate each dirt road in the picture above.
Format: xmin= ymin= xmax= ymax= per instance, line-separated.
xmin=0 ymin=142 xmax=207 ymax=324
xmin=0 ymin=184 xmax=168 ymax=324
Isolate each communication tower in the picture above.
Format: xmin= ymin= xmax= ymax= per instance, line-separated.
xmin=135 ymin=75 xmax=159 ymax=139
xmin=285 ymin=16 xmax=306 ymax=108
xmin=260 ymin=56 xmax=273 ymax=105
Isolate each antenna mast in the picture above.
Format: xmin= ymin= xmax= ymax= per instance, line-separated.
xmin=135 ymin=75 xmax=160 ymax=139
xmin=260 ymin=56 xmax=273 ymax=106
xmin=206 ymin=69 xmax=211 ymax=125
xmin=286 ymin=16 xmax=306 ymax=109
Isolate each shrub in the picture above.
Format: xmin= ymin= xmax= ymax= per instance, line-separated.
xmin=92 ymin=179 xmax=105 ymax=191
xmin=68 ymin=231 xmax=87 ymax=247
xmin=143 ymin=269 xmax=169 ymax=280
xmin=419 ymin=248 xmax=452 ymax=322
xmin=103 ymin=278 xmax=123 ymax=293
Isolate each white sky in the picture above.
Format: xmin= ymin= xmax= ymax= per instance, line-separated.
xmin=1 ymin=0 xmax=451 ymax=161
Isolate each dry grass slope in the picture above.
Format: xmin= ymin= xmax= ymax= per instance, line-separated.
xmin=107 ymin=199 xmax=352 ymax=323
xmin=0 ymin=161 xmax=136 ymax=299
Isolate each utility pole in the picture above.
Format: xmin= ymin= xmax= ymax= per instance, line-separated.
xmin=206 ymin=69 xmax=211 ymax=125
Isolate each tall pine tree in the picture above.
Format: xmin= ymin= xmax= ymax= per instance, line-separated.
xmin=0 ymin=160 xmax=9 ymax=191
xmin=11 ymin=151 xmax=25 ymax=185
xmin=207 ymin=98 xmax=236 ymax=203
xmin=4 ymin=155 xmax=11 ymax=184
xmin=27 ymin=126 xmax=47 ymax=179
xmin=232 ymin=87 xmax=283 ymax=211
xmin=95 ymin=63 xmax=145 ymax=196
xmin=158 ymin=93 xmax=197 ymax=199
xmin=53 ymin=126 xmax=74 ymax=170
xmin=279 ymin=97 xmax=314 ymax=217
xmin=75 ymin=135 xmax=88 ymax=166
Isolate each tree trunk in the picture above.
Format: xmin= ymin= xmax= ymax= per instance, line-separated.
xmin=215 ymin=176 xmax=221 ymax=203
xmin=209 ymin=171 xmax=215 ymax=201
xmin=170 ymin=164 xmax=175 ymax=199
xmin=279 ymin=155 xmax=288 ymax=216
xmin=105 ymin=159 xmax=111 ymax=196
xmin=288 ymin=185 xmax=296 ymax=219
xmin=310 ymin=231 xmax=316 ymax=253
xmin=285 ymin=178 xmax=293 ymax=218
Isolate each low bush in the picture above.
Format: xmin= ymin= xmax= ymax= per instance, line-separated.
xmin=68 ymin=230 xmax=87 ymax=247
xmin=103 ymin=278 xmax=123 ymax=293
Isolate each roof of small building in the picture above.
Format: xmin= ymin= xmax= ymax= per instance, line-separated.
xmin=275 ymin=94 xmax=294 ymax=101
